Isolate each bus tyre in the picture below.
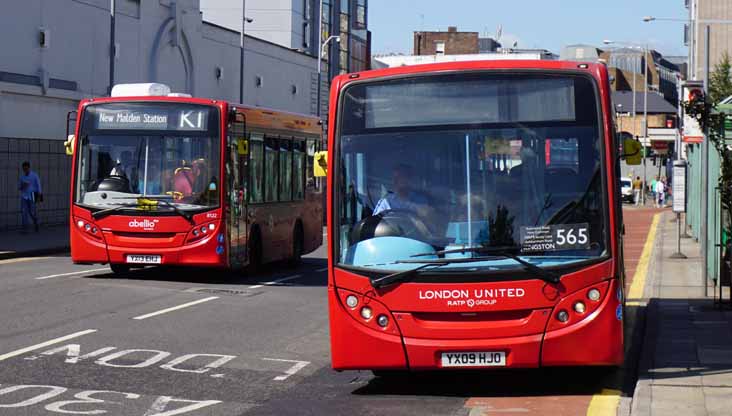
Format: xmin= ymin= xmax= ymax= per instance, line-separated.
xmin=110 ymin=264 xmax=130 ymax=275
xmin=289 ymin=224 xmax=304 ymax=267
xmin=247 ymin=229 xmax=262 ymax=274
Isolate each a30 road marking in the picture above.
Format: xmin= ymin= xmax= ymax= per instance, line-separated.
xmin=132 ymin=297 xmax=219 ymax=320
xmin=586 ymin=388 xmax=621 ymax=416
xmin=35 ymin=268 xmax=109 ymax=280
xmin=247 ymin=274 xmax=302 ymax=290
xmin=261 ymin=358 xmax=310 ymax=381
xmin=0 ymin=329 xmax=97 ymax=362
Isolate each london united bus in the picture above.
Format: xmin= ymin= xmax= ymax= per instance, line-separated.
xmin=322 ymin=61 xmax=626 ymax=372
xmin=66 ymin=83 xmax=323 ymax=274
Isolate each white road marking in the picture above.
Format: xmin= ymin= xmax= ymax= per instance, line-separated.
xmin=132 ymin=297 xmax=219 ymax=320
xmin=34 ymin=268 xmax=109 ymax=280
xmin=247 ymin=274 xmax=302 ymax=290
xmin=261 ymin=358 xmax=310 ymax=381
xmin=0 ymin=329 xmax=97 ymax=362
xmin=315 ymin=267 xmax=328 ymax=272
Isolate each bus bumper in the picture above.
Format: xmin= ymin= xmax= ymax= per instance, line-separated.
xmin=329 ymin=279 xmax=624 ymax=370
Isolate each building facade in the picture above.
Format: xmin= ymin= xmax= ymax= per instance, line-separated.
xmin=413 ymin=27 xmax=479 ymax=55
xmin=0 ymin=0 xmax=319 ymax=230
xmin=687 ymin=0 xmax=732 ymax=83
xmin=202 ymin=0 xmax=370 ymax=117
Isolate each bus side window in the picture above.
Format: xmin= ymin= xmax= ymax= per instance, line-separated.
xmin=306 ymin=139 xmax=317 ymax=190
xmin=264 ymin=136 xmax=279 ymax=202
xmin=293 ymin=139 xmax=305 ymax=200
xmin=249 ymin=134 xmax=264 ymax=203
xmin=279 ymin=139 xmax=292 ymax=202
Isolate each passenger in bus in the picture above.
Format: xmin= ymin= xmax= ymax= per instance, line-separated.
xmin=173 ymin=160 xmax=195 ymax=197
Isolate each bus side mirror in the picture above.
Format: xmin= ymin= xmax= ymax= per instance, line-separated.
xmin=621 ymin=137 xmax=642 ymax=165
xmin=314 ymin=151 xmax=328 ymax=177
xmin=64 ymin=134 xmax=75 ymax=156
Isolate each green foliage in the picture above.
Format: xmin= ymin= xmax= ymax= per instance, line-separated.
xmin=709 ymin=52 xmax=732 ymax=105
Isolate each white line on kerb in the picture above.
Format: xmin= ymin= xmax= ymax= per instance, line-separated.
xmin=248 ymin=274 xmax=302 ymax=290
xmin=132 ymin=297 xmax=219 ymax=320
xmin=0 ymin=329 xmax=98 ymax=361
xmin=35 ymin=268 xmax=109 ymax=280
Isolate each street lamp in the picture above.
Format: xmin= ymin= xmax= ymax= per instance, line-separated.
xmin=316 ymin=35 xmax=340 ymax=119
xmin=604 ymin=39 xmax=650 ymax=204
xmin=239 ymin=0 xmax=254 ymax=104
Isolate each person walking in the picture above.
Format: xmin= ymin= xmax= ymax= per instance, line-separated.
xmin=654 ymin=178 xmax=665 ymax=208
xmin=18 ymin=161 xmax=42 ymax=233
xmin=632 ymin=176 xmax=642 ymax=206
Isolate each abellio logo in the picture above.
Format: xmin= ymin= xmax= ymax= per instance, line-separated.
xmin=128 ymin=219 xmax=160 ymax=229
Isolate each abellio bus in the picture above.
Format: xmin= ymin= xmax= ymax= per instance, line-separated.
xmin=324 ymin=61 xmax=625 ymax=372
xmin=67 ymin=83 xmax=323 ymax=274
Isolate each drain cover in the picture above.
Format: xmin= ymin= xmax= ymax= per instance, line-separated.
xmin=185 ymin=288 xmax=262 ymax=297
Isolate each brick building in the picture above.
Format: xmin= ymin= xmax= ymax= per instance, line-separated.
xmin=413 ymin=27 xmax=478 ymax=55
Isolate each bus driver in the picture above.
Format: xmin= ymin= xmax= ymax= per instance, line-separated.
xmin=373 ymin=164 xmax=430 ymax=217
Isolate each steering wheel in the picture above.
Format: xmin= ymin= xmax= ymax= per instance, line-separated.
xmin=374 ymin=208 xmax=432 ymax=240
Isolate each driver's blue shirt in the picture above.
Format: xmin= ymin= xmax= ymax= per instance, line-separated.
xmin=373 ymin=192 xmax=427 ymax=215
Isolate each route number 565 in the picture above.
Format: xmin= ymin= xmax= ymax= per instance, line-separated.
xmin=556 ymin=228 xmax=588 ymax=246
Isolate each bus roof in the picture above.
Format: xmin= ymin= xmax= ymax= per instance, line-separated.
xmin=77 ymin=95 xmax=321 ymax=137
xmin=337 ymin=59 xmax=608 ymax=84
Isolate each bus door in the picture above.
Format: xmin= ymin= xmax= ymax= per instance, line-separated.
xmin=227 ymin=112 xmax=248 ymax=266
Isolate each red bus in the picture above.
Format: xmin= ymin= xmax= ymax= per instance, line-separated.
xmin=324 ymin=61 xmax=625 ymax=372
xmin=66 ymin=83 xmax=323 ymax=274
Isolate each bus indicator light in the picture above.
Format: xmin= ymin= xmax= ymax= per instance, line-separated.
xmin=587 ymin=289 xmax=601 ymax=301
xmin=360 ymin=307 xmax=373 ymax=320
xmin=573 ymin=302 xmax=586 ymax=314
xmin=377 ymin=315 xmax=389 ymax=327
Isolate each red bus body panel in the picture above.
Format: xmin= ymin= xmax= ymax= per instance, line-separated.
xmin=326 ymin=60 xmax=624 ymax=370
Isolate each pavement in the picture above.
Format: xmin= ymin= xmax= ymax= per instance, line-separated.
xmin=628 ymin=210 xmax=732 ymax=416
xmin=0 ymin=224 xmax=69 ymax=259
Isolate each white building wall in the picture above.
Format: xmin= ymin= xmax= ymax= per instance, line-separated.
xmin=0 ymin=0 xmax=318 ymax=229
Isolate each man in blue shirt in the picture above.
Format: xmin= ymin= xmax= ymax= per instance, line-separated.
xmin=18 ymin=161 xmax=42 ymax=233
xmin=373 ymin=164 xmax=429 ymax=216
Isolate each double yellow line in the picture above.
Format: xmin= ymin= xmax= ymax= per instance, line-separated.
xmin=586 ymin=212 xmax=661 ymax=416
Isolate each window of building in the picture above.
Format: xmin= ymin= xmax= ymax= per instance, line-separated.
xmin=436 ymin=41 xmax=446 ymax=55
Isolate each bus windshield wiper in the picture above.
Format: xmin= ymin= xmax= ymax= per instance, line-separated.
xmin=91 ymin=203 xmax=141 ymax=220
xmin=109 ymin=196 xmax=195 ymax=224
xmin=411 ymin=246 xmax=561 ymax=284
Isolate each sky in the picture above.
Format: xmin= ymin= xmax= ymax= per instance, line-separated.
xmin=368 ymin=0 xmax=690 ymax=57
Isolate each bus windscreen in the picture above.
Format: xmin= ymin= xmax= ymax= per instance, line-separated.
xmin=336 ymin=73 xmax=607 ymax=274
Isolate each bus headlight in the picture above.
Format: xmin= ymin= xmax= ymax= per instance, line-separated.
xmin=345 ymin=295 xmax=358 ymax=308
xmin=360 ymin=307 xmax=373 ymax=320
xmin=574 ymin=301 xmax=586 ymax=314
xmin=377 ymin=315 xmax=389 ymax=327
xmin=556 ymin=310 xmax=569 ymax=322
xmin=588 ymin=288 xmax=601 ymax=301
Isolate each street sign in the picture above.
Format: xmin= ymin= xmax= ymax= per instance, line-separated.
xmin=673 ymin=161 xmax=687 ymax=213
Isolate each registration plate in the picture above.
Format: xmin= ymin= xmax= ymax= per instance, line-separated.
xmin=126 ymin=255 xmax=162 ymax=264
xmin=441 ymin=351 xmax=506 ymax=367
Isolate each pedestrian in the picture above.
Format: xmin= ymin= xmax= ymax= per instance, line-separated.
xmin=18 ymin=161 xmax=42 ymax=233
xmin=654 ymin=178 xmax=665 ymax=208
xmin=650 ymin=176 xmax=658 ymax=205
xmin=632 ymin=176 xmax=642 ymax=206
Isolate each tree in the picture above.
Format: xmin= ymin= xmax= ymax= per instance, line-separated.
xmin=709 ymin=52 xmax=732 ymax=105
